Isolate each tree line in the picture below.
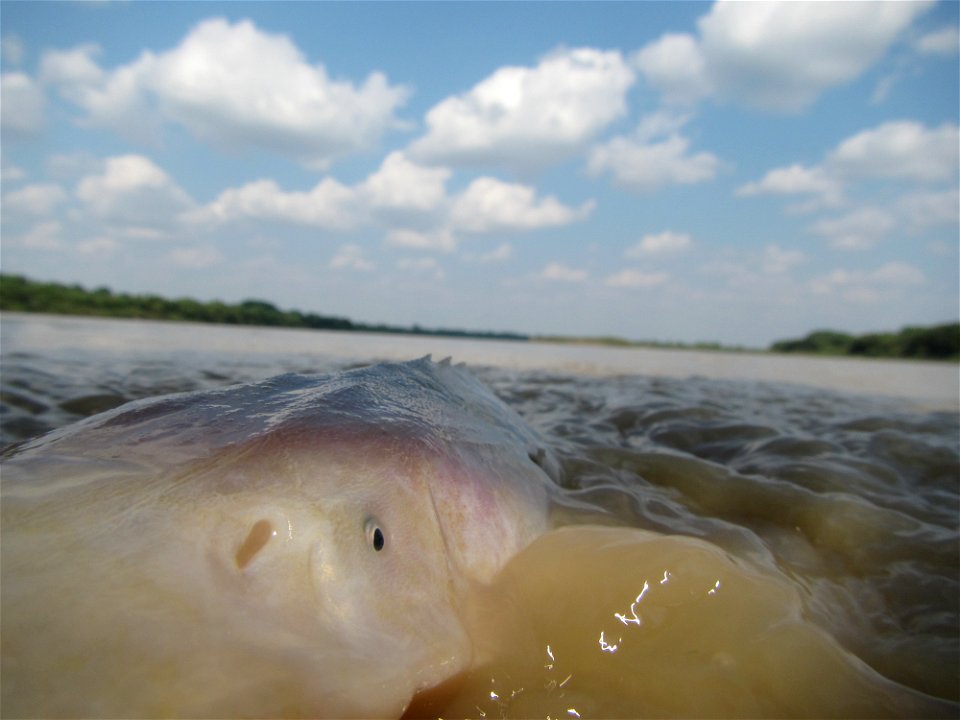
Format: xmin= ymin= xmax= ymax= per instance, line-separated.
xmin=0 ymin=275 xmax=529 ymax=341
xmin=770 ymin=325 xmax=959 ymax=360
xmin=2 ymin=274 xmax=956 ymax=359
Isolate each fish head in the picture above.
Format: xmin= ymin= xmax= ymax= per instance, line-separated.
xmin=2 ymin=359 xmax=554 ymax=718
xmin=196 ymin=430 xmax=473 ymax=717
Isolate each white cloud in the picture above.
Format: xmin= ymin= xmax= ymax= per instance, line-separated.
xmin=736 ymin=164 xmax=843 ymax=207
xmin=76 ymin=154 xmax=194 ymax=224
xmin=330 ymin=244 xmax=375 ymax=272
xmin=828 ymin=121 xmax=959 ymax=183
xmin=870 ymin=262 xmax=926 ymax=285
xmin=476 ymin=242 xmax=514 ymax=263
xmin=450 ymin=177 xmax=594 ymax=233
xmin=2 ymin=183 xmax=67 ymax=216
xmin=1 ymin=72 xmax=44 ymax=135
xmin=810 ymin=261 xmax=925 ymax=303
xmin=46 ymin=151 xmax=101 ymax=181
xmin=761 ymin=244 xmax=805 ymax=274
xmin=169 ymin=245 xmax=222 ymax=268
xmin=40 ymin=19 xmax=409 ymax=167
xmin=118 ymin=226 xmax=169 ymax=241
xmin=190 ymin=157 xmax=592 ymax=242
xmin=898 ymin=188 xmax=960 ymax=230
xmin=915 ymin=26 xmax=959 ymax=56
xmin=604 ymin=269 xmax=669 ymax=288
xmin=698 ymin=245 xmax=806 ymax=288
xmin=1 ymin=164 xmax=25 ymax=183
xmin=384 ymin=228 xmax=456 ymax=253
xmin=397 ymin=256 xmax=444 ymax=280
xmin=928 ymin=240 xmax=955 ymax=257
xmin=588 ymin=131 xmax=719 ymax=192
xmin=811 ymin=207 xmax=895 ymax=250
xmin=541 ymin=262 xmax=587 ymax=282
xmin=360 ymin=152 xmax=451 ymax=214
xmin=408 ymin=47 xmax=634 ymax=172
xmin=740 ymin=121 xmax=958 ymax=223
xmin=632 ymin=33 xmax=708 ymax=105
xmin=40 ymin=43 xmax=160 ymax=144
xmin=77 ymin=236 xmax=120 ymax=255
xmin=40 ymin=43 xmax=105 ymax=92
xmin=635 ymin=1 xmax=933 ymax=112
xmin=8 ymin=220 xmax=63 ymax=250
xmin=625 ymin=231 xmax=692 ymax=257
xmin=191 ymin=177 xmax=356 ymax=230
xmin=2 ymin=34 xmax=25 ymax=66
xmin=632 ymin=110 xmax=696 ymax=143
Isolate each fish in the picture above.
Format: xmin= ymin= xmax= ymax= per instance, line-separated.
xmin=0 ymin=357 xmax=560 ymax=718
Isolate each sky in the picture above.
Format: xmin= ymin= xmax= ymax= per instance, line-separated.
xmin=1 ymin=1 xmax=957 ymax=348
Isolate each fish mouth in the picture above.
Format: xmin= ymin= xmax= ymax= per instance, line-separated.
xmin=401 ymin=670 xmax=470 ymax=719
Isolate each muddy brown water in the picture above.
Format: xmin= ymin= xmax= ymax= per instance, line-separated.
xmin=1 ymin=313 xmax=957 ymax=717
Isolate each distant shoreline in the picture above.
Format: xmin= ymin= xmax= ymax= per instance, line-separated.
xmin=4 ymin=312 xmax=957 ymax=413
xmin=1 ymin=274 xmax=956 ymax=361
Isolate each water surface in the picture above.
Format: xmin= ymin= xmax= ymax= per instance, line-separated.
xmin=1 ymin=313 xmax=957 ymax=717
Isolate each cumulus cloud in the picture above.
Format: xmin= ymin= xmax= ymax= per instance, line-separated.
xmin=76 ymin=154 xmax=194 ymax=225
xmin=475 ymin=242 xmax=514 ymax=263
xmin=828 ymin=121 xmax=959 ymax=183
xmin=870 ymin=262 xmax=926 ymax=285
xmin=541 ymin=262 xmax=587 ymax=282
xmin=2 ymin=34 xmax=25 ymax=66
xmin=625 ymin=231 xmax=692 ymax=258
xmin=188 ymin=159 xmax=593 ymax=249
xmin=810 ymin=207 xmax=895 ymax=250
xmin=191 ymin=151 xmax=449 ymax=231
xmin=739 ymin=120 xmax=958 ymax=222
xmin=46 ymin=152 xmax=102 ymax=181
xmin=40 ymin=18 xmax=409 ymax=167
xmin=384 ymin=228 xmax=456 ymax=253
xmin=7 ymin=220 xmax=63 ymax=250
xmin=408 ymin=47 xmax=634 ymax=173
xmin=761 ymin=244 xmax=805 ymax=274
xmin=40 ymin=43 xmax=105 ymax=92
xmin=330 ymin=244 xmax=375 ymax=272
xmin=810 ymin=261 xmax=924 ymax=303
xmin=698 ymin=245 xmax=807 ymax=288
xmin=40 ymin=43 xmax=161 ymax=144
xmin=2 ymin=183 xmax=67 ymax=216
xmin=915 ymin=26 xmax=959 ymax=56
xmin=190 ymin=177 xmax=356 ymax=230
xmin=736 ymin=164 xmax=843 ymax=207
xmin=604 ymin=269 xmax=669 ymax=288
xmin=76 ymin=236 xmax=120 ymax=255
xmin=397 ymin=256 xmax=444 ymax=281
xmin=1 ymin=72 xmax=45 ymax=135
xmin=897 ymin=188 xmax=960 ymax=231
xmin=633 ymin=33 xmax=709 ymax=105
xmin=359 ymin=152 xmax=451 ymax=215
xmin=170 ymin=245 xmax=223 ymax=268
xmin=450 ymin=177 xmax=595 ymax=233
xmin=635 ymin=1 xmax=933 ymax=112
xmin=588 ymin=130 xmax=719 ymax=192
xmin=1 ymin=164 xmax=25 ymax=183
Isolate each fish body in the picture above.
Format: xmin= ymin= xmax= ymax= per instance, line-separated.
xmin=1 ymin=357 xmax=556 ymax=718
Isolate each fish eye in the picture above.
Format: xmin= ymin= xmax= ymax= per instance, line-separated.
xmin=365 ymin=518 xmax=385 ymax=552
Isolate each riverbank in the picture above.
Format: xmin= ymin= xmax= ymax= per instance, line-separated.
xmin=2 ymin=274 xmax=957 ymax=360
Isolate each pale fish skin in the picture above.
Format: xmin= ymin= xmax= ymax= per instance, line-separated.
xmin=1 ymin=357 xmax=558 ymax=718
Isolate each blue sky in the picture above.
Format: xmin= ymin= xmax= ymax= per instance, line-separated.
xmin=1 ymin=1 xmax=957 ymax=347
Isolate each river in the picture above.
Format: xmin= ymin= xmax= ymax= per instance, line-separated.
xmin=1 ymin=312 xmax=957 ymax=717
